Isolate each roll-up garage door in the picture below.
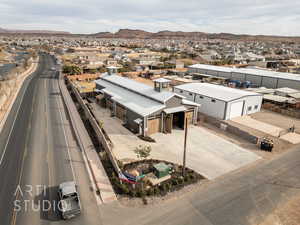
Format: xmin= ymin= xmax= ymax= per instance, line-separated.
xmin=229 ymin=101 xmax=243 ymax=119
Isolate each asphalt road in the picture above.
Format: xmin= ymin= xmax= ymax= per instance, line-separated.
xmin=0 ymin=54 xmax=102 ymax=225
xmin=1 ymin=53 xmax=300 ymax=225
xmin=100 ymin=144 xmax=300 ymax=225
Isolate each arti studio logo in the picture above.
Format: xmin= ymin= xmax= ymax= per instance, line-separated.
xmin=13 ymin=185 xmax=62 ymax=212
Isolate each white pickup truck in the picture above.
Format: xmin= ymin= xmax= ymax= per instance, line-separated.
xmin=58 ymin=181 xmax=81 ymax=220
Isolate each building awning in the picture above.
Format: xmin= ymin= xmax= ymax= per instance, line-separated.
xmin=163 ymin=106 xmax=187 ymax=114
xmin=182 ymin=99 xmax=201 ymax=107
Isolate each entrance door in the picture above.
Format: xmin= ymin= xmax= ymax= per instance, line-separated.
xmin=165 ymin=115 xmax=172 ymax=133
xmin=147 ymin=118 xmax=160 ymax=135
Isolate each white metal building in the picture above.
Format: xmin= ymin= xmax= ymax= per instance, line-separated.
xmin=174 ymin=83 xmax=263 ymax=120
xmin=188 ymin=64 xmax=300 ymax=90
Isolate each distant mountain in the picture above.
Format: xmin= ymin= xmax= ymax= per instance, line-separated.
xmin=0 ymin=27 xmax=70 ymax=35
xmin=90 ymin=29 xmax=300 ymax=42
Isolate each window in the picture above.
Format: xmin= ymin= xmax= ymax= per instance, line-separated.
xmin=189 ymin=93 xmax=193 ymax=96
xmin=254 ymin=105 xmax=258 ymax=110
xmin=211 ymin=99 xmax=216 ymax=103
xmin=180 ymin=90 xmax=183 ymax=93
xmin=248 ymin=106 xmax=252 ymax=111
xmin=199 ymin=96 xmax=204 ymax=99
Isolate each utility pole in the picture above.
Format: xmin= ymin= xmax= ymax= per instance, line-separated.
xmin=182 ymin=117 xmax=188 ymax=177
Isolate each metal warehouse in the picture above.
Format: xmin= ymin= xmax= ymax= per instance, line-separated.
xmin=95 ymin=74 xmax=199 ymax=137
xmin=173 ymin=83 xmax=263 ymax=120
xmin=188 ymin=64 xmax=300 ymax=90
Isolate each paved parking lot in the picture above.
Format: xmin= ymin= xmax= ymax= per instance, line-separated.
xmin=91 ymin=103 xmax=261 ymax=180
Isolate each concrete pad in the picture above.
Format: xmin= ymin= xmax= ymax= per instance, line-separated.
xmin=91 ymin=104 xmax=260 ymax=180
xmin=231 ymin=116 xmax=284 ymax=137
xmin=280 ymin=133 xmax=300 ymax=144
xmin=151 ymin=127 xmax=260 ymax=180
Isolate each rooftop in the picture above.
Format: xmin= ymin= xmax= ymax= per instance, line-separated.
xmin=95 ymin=78 xmax=165 ymax=117
xmin=189 ymin=64 xmax=300 ymax=82
xmin=175 ymin=83 xmax=261 ymax=102
xmin=100 ymin=73 xmax=181 ymax=103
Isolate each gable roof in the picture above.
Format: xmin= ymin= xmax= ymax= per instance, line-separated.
xmin=100 ymin=73 xmax=181 ymax=103
xmin=175 ymin=83 xmax=262 ymax=102
xmin=95 ymin=78 xmax=165 ymax=117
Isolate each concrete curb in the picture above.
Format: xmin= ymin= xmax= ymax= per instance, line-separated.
xmin=0 ymin=58 xmax=39 ymax=133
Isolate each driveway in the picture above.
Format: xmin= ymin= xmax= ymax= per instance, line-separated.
xmin=151 ymin=127 xmax=260 ymax=179
xmin=91 ymin=103 xmax=260 ymax=180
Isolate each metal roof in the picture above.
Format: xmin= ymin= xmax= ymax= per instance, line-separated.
xmin=189 ymin=64 xmax=300 ymax=82
xmin=275 ymin=87 xmax=300 ymax=94
xmin=153 ymin=78 xmax=171 ymax=83
xmin=263 ymin=94 xmax=296 ymax=104
xmin=100 ymin=73 xmax=179 ymax=103
xmin=163 ymin=106 xmax=187 ymax=114
xmin=288 ymin=93 xmax=300 ymax=99
xmin=246 ymin=87 xmax=275 ymax=95
xmin=175 ymin=83 xmax=261 ymax=102
xmin=95 ymin=79 xmax=165 ymax=117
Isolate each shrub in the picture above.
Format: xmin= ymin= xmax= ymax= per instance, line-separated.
xmin=147 ymin=188 xmax=154 ymax=196
xmin=172 ymin=179 xmax=178 ymax=186
xmin=178 ymin=177 xmax=184 ymax=184
xmin=120 ymin=184 xmax=129 ymax=194
xmin=129 ymin=190 xmax=137 ymax=198
xmin=153 ymin=187 xmax=160 ymax=195
xmin=184 ymin=175 xmax=190 ymax=183
xmin=165 ymin=183 xmax=172 ymax=191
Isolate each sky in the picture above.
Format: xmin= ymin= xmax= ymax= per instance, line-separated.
xmin=1 ymin=0 xmax=300 ymax=36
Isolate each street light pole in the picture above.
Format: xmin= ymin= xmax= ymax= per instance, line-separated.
xmin=182 ymin=117 xmax=188 ymax=177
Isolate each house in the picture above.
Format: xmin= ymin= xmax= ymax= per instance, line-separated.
xmin=173 ymin=83 xmax=263 ymax=120
xmin=94 ymin=70 xmax=199 ymax=136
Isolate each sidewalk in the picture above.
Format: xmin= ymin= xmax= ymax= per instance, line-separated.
xmin=58 ymin=73 xmax=117 ymax=204
xmin=0 ymin=59 xmax=38 ymax=132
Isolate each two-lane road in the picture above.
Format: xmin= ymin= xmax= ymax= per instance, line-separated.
xmin=0 ymin=53 xmax=102 ymax=225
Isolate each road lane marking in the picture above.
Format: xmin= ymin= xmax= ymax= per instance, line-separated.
xmin=0 ymin=62 xmax=38 ymax=166
xmin=55 ymin=82 xmax=76 ymax=181
xmin=0 ymin=82 xmax=28 ymax=166
xmin=9 ymin=74 xmax=38 ymax=225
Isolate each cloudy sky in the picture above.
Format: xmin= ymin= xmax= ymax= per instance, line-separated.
xmin=1 ymin=0 xmax=300 ymax=36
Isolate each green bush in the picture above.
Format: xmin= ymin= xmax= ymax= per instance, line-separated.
xmin=129 ymin=190 xmax=137 ymax=198
xmin=172 ymin=179 xmax=178 ymax=186
xmin=120 ymin=184 xmax=129 ymax=194
xmin=165 ymin=183 xmax=172 ymax=191
xmin=153 ymin=187 xmax=160 ymax=195
xmin=178 ymin=177 xmax=184 ymax=184
xmin=147 ymin=188 xmax=154 ymax=196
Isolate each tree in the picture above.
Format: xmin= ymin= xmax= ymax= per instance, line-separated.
xmin=62 ymin=65 xmax=82 ymax=75
xmin=134 ymin=145 xmax=151 ymax=160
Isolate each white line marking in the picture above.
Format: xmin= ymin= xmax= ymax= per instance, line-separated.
xmin=0 ymin=79 xmax=30 ymax=166
xmin=56 ymin=84 xmax=76 ymax=181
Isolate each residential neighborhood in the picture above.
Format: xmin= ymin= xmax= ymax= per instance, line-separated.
xmin=1 ymin=9 xmax=300 ymax=225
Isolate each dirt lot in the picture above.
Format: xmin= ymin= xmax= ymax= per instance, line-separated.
xmin=227 ymin=118 xmax=294 ymax=154
xmin=251 ymin=110 xmax=300 ymax=134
